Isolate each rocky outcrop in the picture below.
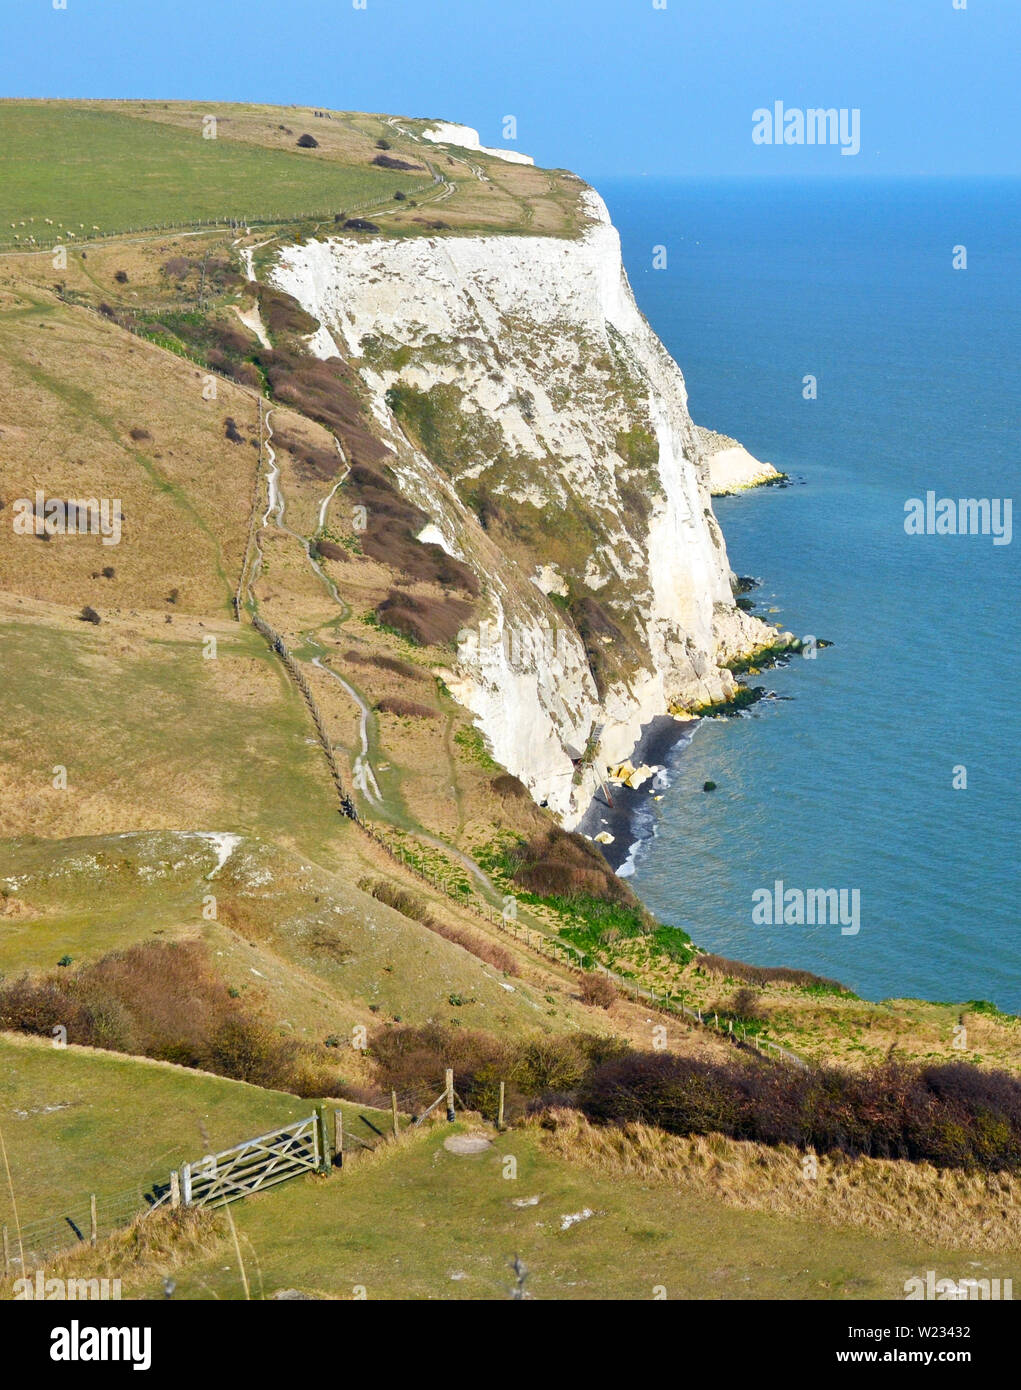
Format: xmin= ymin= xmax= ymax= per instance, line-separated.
xmin=697 ymin=427 xmax=784 ymax=495
xmin=269 ymin=189 xmax=777 ymax=825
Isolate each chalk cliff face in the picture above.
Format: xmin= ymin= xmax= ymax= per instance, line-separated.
xmin=270 ymin=189 xmax=776 ymax=825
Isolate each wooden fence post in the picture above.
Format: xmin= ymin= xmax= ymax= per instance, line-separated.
xmin=181 ymin=1163 xmax=192 ymax=1207
xmin=334 ymin=1109 xmax=344 ymax=1167
xmin=497 ymin=1081 xmax=506 ymax=1132
xmin=90 ymin=1193 xmax=97 ymax=1248
xmin=391 ymin=1090 xmax=399 ymax=1139
xmin=316 ymin=1104 xmax=332 ymax=1173
xmin=2 ymin=1224 xmax=8 ymax=1280
xmin=169 ymin=1171 xmax=181 ymax=1209
xmin=445 ymin=1068 xmax=455 ymax=1122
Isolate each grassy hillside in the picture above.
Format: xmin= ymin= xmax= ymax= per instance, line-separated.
xmin=0 ymin=1033 xmax=391 ymax=1261
xmin=0 ymin=101 xmax=585 ymax=247
xmin=0 ymin=832 xmax=590 ymax=1041
xmin=1 ymin=98 xmax=1017 ymax=1301
xmin=0 ymin=104 xmax=428 ymax=236
xmin=53 ymin=1119 xmax=1019 ymax=1302
xmin=0 ymin=604 xmax=342 ymax=855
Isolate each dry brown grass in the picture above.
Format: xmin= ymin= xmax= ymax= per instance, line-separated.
xmin=0 ymin=1206 xmax=226 ymax=1294
xmin=0 ymin=283 xmax=258 ymax=616
xmin=538 ymin=1109 xmax=1021 ymax=1254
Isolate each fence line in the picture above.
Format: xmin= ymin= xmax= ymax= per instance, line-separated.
xmin=38 ymin=193 xmax=810 ymax=1078
xmin=250 ymin=613 xmax=358 ymax=821
xmin=0 ymin=173 xmax=442 ymax=255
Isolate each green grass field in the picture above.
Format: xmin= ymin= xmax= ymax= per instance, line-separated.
xmin=0 ymin=105 xmax=426 ymax=238
xmin=132 ymin=1122 xmax=1019 ymax=1301
xmin=0 ymin=616 xmax=345 ymax=858
xmin=0 ymin=1035 xmax=391 ymax=1260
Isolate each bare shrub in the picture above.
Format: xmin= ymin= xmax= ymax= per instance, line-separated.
xmin=365 ymin=879 xmax=518 ymax=976
xmin=375 ymin=589 xmax=474 ymax=646
xmin=511 ymin=826 xmax=642 ymax=909
xmin=490 ymin=773 xmax=530 ymax=801
xmin=0 ymin=941 xmax=344 ymax=1097
xmin=313 ymin=540 xmax=350 ymax=563
xmin=697 ymin=953 xmax=848 ymax=993
xmin=579 ymin=972 xmax=618 ymax=1009
xmin=79 ymin=606 xmax=101 ymax=624
xmin=375 ymin=696 xmax=436 ymax=718
xmin=731 ymin=986 xmax=769 ymax=1022
xmin=371 ymin=154 xmax=423 ymax=171
xmin=343 ymin=650 xmax=426 ymax=682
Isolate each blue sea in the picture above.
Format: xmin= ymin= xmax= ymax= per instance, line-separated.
xmin=597 ymin=176 xmax=1020 ymax=1010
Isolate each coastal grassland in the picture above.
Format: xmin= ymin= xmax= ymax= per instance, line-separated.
xmin=0 ymin=829 xmax=597 ymax=1045
xmin=0 ymin=280 xmax=259 ymax=615
xmin=587 ymin=934 xmax=1021 ymax=1075
xmin=0 ymin=103 xmax=425 ymax=238
xmin=0 ymin=102 xmax=586 ymax=248
xmin=0 ymin=603 xmax=341 ymax=855
xmin=82 ymin=1120 xmax=1018 ymax=1301
xmin=470 ymin=832 xmax=1021 ymax=1074
xmin=0 ymin=1032 xmax=391 ymax=1237
xmin=540 ymin=1109 xmax=1021 ymax=1256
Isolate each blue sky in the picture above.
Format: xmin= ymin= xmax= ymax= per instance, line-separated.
xmin=3 ymin=0 xmax=1018 ymax=178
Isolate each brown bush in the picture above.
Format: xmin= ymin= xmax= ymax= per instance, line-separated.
xmin=490 ymin=773 xmax=530 ymax=801
xmin=571 ymin=1053 xmax=1021 ymax=1172
xmin=375 ymin=696 xmax=436 ymax=718
xmin=234 ymin=361 xmax=263 ymax=390
xmin=343 ymin=461 xmax=479 ymax=595
xmin=579 ymin=972 xmax=618 ymax=1009
xmin=296 ymin=133 xmax=319 ymax=148
xmin=730 ymin=986 xmax=769 ymax=1022
xmin=343 ymin=650 xmax=427 ymax=682
xmin=79 ymin=606 xmax=101 ymax=624
xmin=697 ymin=953 xmax=848 ymax=993
xmin=314 ymin=540 xmax=350 ymax=563
xmin=511 ymin=827 xmax=641 ymax=910
xmin=375 ymin=589 xmax=474 ymax=647
xmin=0 ymin=941 xmax=344 ymax=1097
xmin=129 ymin=426 xmax=151 ymax=441
xmin=367 ymin=880 xmax=432 ymax=924
xmin=274 ymin=428 xmax=341 ymax=482
xmin=365 ymin=879 xmax=518 ymax=976
xmin=261 ymin=351 xmax=391 ymax=471
xmin=371 ymin=154 xmax=423 ymax=171
xmin=255 ymin=285 xmax=319 ymax=338
xmin=370 ymin=1022 xmax=512 ymax=1111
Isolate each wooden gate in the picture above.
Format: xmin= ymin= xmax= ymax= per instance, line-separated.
xmin=179 ymin=1114 xmax=323 ymax=1209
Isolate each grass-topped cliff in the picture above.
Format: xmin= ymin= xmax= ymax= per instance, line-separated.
xmin=2 ymin=101 xmax=1019 ymax=1301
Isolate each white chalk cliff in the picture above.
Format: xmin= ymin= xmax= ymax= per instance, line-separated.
xmin=270 ymin=189 xmax=777 ymax=825
xmin=420 ymin=121 xmax=535 ymax=165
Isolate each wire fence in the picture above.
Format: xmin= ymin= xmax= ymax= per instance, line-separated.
xmin=3 ymin=1181 xmax=160 ymax=1276
xmin=0 ymin=171 xmax=443 ymax=255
